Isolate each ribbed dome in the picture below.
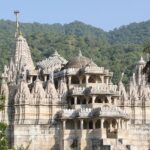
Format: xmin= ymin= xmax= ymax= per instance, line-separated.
xmin=64 ymin=51 xmax=97 ymax=69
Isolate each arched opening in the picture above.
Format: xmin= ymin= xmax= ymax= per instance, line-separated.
xmin=95 ymin=120 xmax=101 ymax=129
xmin=77 ymin=96 xmax=81 ymax=104
xmin=66 ymin=120 xmax=75 ymax=130
xmin=33 ymin=76 xmax=37 ymax=82
xmin=77 ymin=120 xmax=80 ymax=129
xmin=83 ymin=120 xmax=88 ymax=129
xmin=82 ymin=76 xmax=86 ymax=84
xmin=111 ymin=97 xmax=114 ymax=104
xmin=112 ymin=119 xmax=117 ymax=129
xmin=95 ymin=96 xmax=103 ymax=103
xmin=105 ymin=97 xmax=109 ymax=103
xmin=81 ymin=97 xmax=86 ymax=104
xmin=71 ymin=76 xmax=80 ymax=84
xmin=77 ymin=96 xmax=87 ymax=105
xmin=104 ymin=120 xmax=110 ymax=129
xmin=97 ymin=76 xmax=102 ymax=83
xmin=89 ymin=120 xmax=93 ymax=129
xmin=88 ymin=75 xmax=96 ymax=83
xmin=88 ymin=97 xmax=92 ymax=104
xmin=70 ymin=97 xmax=74 ymax=105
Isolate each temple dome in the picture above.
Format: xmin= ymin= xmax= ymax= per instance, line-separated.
xmin=64 ymin=51 xmax=97 ymax=69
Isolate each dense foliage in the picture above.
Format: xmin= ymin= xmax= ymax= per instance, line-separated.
xmin=0 ymin=96 xmax=8 ymax=150
xmin=0 ymin=20 xmax=149 ymax=84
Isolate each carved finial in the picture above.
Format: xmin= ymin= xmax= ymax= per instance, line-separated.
xmin=14 ymin=10 xmax=20 ymax=38
xmin=78 ymin=50 xmax=82 ymax=57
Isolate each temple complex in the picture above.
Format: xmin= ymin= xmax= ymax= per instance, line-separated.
xmin=1 ymin=12 xmax=150 ymax=150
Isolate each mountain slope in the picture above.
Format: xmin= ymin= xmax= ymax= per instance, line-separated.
xmin=0 ymin=20 xmax=148 ymax=83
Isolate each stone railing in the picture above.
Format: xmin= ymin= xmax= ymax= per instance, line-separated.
xmin=83 ymin=66 xmax=104 ymax=74
xmin=71 ymin=84 xmax=119 ymax=95
xmin=61 ymin=108 xmax=92 ymax=118
xmin=100 ymin=106 xmax=129 ymax=119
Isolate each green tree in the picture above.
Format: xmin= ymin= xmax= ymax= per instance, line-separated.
xmin=143 ymin=43 xmax=150 ymax=82
xmin=0 ymin=95 xmax=8 ymax=150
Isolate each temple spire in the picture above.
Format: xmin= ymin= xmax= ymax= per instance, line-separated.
xmin=14 ymin=10 xmax=20 ymax=38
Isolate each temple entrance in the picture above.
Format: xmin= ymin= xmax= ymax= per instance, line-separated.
xmin=104 ymin=119 xmax=118 ymax=139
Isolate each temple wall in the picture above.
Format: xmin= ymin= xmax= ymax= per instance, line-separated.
xmin=13 ymin=125 xmax=59 ymax=150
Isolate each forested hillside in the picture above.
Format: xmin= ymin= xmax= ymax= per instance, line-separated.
xmin=0 ymin=20 xmax=149 ymax=83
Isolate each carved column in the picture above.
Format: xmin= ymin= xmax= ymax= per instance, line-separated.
xmin=68 ymin=76 xmax=71 ymax=85
xmin=92 ymin=96 xmax=95 ymax=104
xmin=101 ymin=118 xmax=104 ymax=128
xmin=85 ymin=75 xmax=89 ymax=85
xmin=63 ymin=120 xmax=66 ymax=130
xmin=44 ymin=75 xmax=47 ymax=82
xmin=80 ymin=119 xmax=83 ymax=129
xmin=30 ymin=76 xmax=33 ymax=83
xmin=93 ymin=120 xmax=96 ymax=130
xmin=74 ymin=96 xmax=77 ymax=105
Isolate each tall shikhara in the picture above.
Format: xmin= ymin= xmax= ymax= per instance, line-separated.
xmin=1 ymin=12 xmax=150 ymax=150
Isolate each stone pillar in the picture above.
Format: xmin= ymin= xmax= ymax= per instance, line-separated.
xmin=117 ymin=119 xmax=121 ymax=129
xmin=30 ymin=76 xmax=33 ymax=83
xmin=101 ymin=118 xmax=104 ymax=128
xmin=80 ymin=119 xmax=83 ymax=129
xmin=74 ymin=96 xmax=77 ymax=105
xmin=63 ymin=120 xmax=66 ymax=130
xmin=92 ymin=96 xmax=95 ymax=104
xmin=93 ymin=120 xmax=96 ymax=129
xmin=68 ymin=76 xmax=71 ymax=85
xmin=44 ymin=75 xmax=47 ymax=82
xmin=125 ymin=120 xmax=128 ymax=129
xmin=85 ymin=75 xmax=89 ymax=85
xmin=107 ymin=96 xmax=111 ymax=104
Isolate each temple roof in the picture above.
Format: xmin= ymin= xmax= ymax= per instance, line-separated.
xmin=64 ymin=51 xmax=97 ymax=69
xmin=15 ymin=33 xmax=35 ymax=71
xmin=37 ymin=51 xmax=67 ymax=71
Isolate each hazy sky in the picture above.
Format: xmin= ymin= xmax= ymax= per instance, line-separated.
xmin=0 ymin=0 xmax=150 ymax=31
